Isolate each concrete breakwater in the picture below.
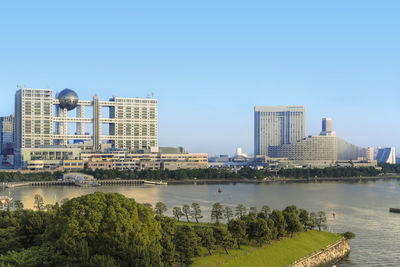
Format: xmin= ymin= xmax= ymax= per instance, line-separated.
xmin=290 ymin=238 xmax=350 ymax=267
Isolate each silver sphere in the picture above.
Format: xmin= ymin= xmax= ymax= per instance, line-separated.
xmin=58 ymin=89 xmax=79 ymax=110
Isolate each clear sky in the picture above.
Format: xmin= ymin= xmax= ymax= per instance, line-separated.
xmin=1 ymin=1 xmax=399 ymax=156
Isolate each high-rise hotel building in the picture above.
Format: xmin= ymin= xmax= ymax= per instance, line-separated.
xmin=254 ymin=106 xmax=306 ymax=156
xmin=14 ymin=87 xmax=158 ymax=168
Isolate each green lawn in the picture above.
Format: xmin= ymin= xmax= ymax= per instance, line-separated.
xmin=192 ymin=231 xmax=342 ymax=267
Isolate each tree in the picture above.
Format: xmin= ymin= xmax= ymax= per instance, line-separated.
xmin=298 ymin=209 xmax=311 ymax=230
xmin=269 ymin=210 xmax=287 ymax=238
xmin=154 ymin=202 xmax=167 ymax=216
xmin=260 ymin=205 xmax=271 ymax=219
xmin=223 ymin=206 xmax=233 ymax=221
xmin=175 ymin=225 xmax=200 ymax=266
xmin=13 ymin=200 xmax=24 ymax=210
xmin=143 ymin=203 xmax=153 ymax=211
xmin=4 ymin=198 xmax=12 ymax=211
xmin=198 ymin=228 xmax=216 ymax=255
xmin=47 ymin=192 xmax=162 ymax=266
xmin=173 ymin=207 xmax=184 ymax=221
xmin=267 ymin=219 xmax=278 ymax=240
xmin=283 ymin=205 xmax=298 ymax=215
xmin=182 ymin=204 xmax=191 ymax=222
xmin=89 ymin=254 xmax=119 ymax=267
xmin=227 ymin=219 xmax=247 ymax=249
xmin=284 ymin=211 xmax=303 ymax=237
xmin=157 ymin=216 xmax=176 ymax=266
xmin=249 ymin=207 xmax=258 ymax=216
xmin=235 ymin=204 xmax=247 ymax=218
xmin=44 ymin=204 xmax=54 ymax=211
xmin=315 ymin=211 xmax=327 ymax=231
xmin=191 ymin=202 xmax=203 ymax=223
xmin=211 ymin=203 xmax=224 ymax=222
xmin=213 ymin=221 xmax=235 ymax=254
xmin=309 ymin=212 xmax=318 ymax=230
xmin=60 ymin=198 xmax=69 ymax=205
xmin=249 ymin=218 xmax=270 ymax=246
xmin=33 ymin=194 xmax=44 ymax=211
xmin=343 ymin=231 xmax=355 ymax=239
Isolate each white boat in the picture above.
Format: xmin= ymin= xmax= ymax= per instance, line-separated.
xmin=143 ymin=180 xmax=168 ymax=185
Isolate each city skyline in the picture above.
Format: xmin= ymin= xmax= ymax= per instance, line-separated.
xmin=1 ymin=1 xmax=400 ymax=155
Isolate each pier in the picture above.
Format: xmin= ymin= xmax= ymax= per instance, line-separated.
xmin=2 ymin=179 xmax=167 ymax=188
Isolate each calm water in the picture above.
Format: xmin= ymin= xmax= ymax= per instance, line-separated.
xmin=3 ymin=179 xmax=400 ymax=266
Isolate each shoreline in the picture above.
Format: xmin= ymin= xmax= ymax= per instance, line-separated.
xmin=2 ymin=175 xmax=400 ymax=188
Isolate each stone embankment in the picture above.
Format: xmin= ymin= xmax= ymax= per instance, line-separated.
xmin=290 ymin=238 xmax=350 ymax=267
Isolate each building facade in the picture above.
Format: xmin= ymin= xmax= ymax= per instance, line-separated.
xmin=254 ymin=106 xmax=306 ymax=156
xmin=268 ymin=135 xmax=337 ymax=166
xmin=14 ymin=87 xmax=158 ymax=168
xmin=0 ymin=114 xmax=14 ymax=156
xmin=81 ymin=150 xmax=208 ymax=171
xmin=267 ymin=118 xmax=337 ymax=167
xmin=376 ymin=147 xmax=396 ymax=164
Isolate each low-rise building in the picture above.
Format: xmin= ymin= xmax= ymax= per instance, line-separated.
xmin=63 ymin=159 xmax=85 ymax=171
xmin=14 ymin=147 xmax=81 ymax=169
xmin=82 ymin=149 xmax=208 ymax=171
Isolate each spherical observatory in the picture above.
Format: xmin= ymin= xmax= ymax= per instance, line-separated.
xmin=58 ymin=88 xmax=79 ymax=110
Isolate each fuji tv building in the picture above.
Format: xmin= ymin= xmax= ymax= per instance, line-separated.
xmin=14 ymin=87 xmax=158 ymax=169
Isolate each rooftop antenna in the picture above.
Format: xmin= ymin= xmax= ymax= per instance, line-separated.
xmin=152 ymin=92 xmax=154 ymax=98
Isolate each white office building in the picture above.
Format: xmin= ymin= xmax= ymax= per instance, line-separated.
xmin=254 ymin=106 xmax=306 ymax=156
xmin=14 ymin=87 xmax=158 ymax=168
xmin=267 ymin=118 xmax=337 ymax=167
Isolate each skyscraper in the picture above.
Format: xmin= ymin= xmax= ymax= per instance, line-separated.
xmin=0 ymin=114 xmax=14 ymax=156
xmin=254 ymin=106 xmax=306 ymax=156
xmin=322 ymin=118 xmax=332 ymax=132
xmin=320 ymin=117 xmax=336 ymax=136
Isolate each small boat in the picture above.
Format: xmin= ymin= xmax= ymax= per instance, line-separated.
xmin=389 ymin=208 xmax=400 ymax=213
xmin=218 ymin=186 xmax=222 ymax=193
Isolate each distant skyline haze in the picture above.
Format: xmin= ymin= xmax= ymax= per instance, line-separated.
xmin=1 ymin=1 xmax=399 ymax=155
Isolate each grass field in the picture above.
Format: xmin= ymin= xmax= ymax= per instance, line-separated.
xmin=192 ymin=230 xmax=342 ymax=267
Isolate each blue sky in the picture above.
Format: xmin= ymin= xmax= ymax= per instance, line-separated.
xmin=1 ymin=1 xmax=399 ymax=155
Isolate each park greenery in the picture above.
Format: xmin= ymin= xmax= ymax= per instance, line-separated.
xmin=1 ymin=163 xmax=399 ymax=183
xmin=0 ymin=192 xmax=353 ymax=266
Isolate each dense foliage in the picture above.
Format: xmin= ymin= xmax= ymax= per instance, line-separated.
xmin=379 ymin=163 xmax=400 ymax=174
xmin=0 ymin=193 xmax=331 ymax=266
xmin=0 ymin=171 xmax=61 ymax=182
xmin=0 ymin=192 xmax=161 ymax=267
xmin=83 ymin=166 xmax=386 ymax=181
xmin=277 ymin=166 xmax=381 ymax=178
xmin=1 ymin=164 xmax=399 ymax=183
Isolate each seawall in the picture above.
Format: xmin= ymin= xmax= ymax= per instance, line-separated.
xmin=290 ymin=238 xmax=350 ymax=267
